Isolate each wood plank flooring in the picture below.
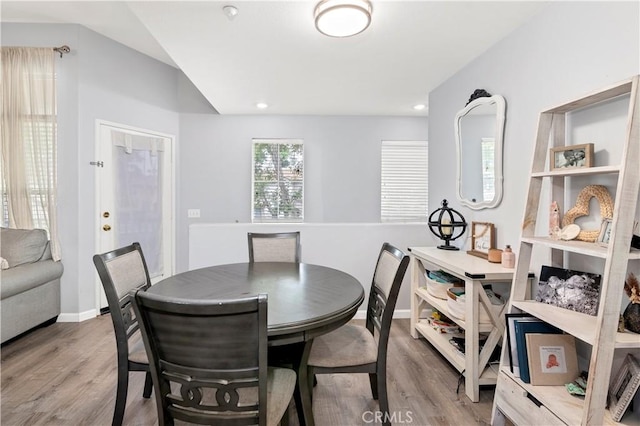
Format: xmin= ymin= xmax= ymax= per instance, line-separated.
xmin=1 ymin=317 xmax=496 ymax=425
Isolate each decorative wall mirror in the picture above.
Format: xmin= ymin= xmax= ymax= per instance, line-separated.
xmin=454 ymin=90 xmax=506 ymax=210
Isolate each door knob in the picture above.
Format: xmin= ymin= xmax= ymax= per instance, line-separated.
xmin=103 ymin=225 xmax=111 ymax=231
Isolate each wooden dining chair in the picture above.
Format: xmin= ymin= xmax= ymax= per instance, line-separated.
xmin=132 ymin=291 xmax=296 ymax=426
xmin=248 ymin=231 xmax=301 ymax=263
xmin=305 ymin=242 xmax=409 ymax=426
xmin=92 ymin=242 xmax=153 ymax=426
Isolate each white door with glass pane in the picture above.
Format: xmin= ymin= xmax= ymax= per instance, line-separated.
xmin=95 ymin=121 xmax=174 ymax=310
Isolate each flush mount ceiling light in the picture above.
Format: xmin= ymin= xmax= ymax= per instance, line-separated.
xmin=314 ymin=0 xmax=372 ymax=38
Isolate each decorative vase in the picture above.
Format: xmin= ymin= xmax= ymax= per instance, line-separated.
xmin=623 ymin=303 xmax=640 ymax=334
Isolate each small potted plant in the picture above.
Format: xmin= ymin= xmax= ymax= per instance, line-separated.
xmin=623 ymin=272 xmax=640 ymax=333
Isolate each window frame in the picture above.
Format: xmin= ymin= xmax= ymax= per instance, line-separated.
xmin=251 ymin=139 xmax=304 ymax=223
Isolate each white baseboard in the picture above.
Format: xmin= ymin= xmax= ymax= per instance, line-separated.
xmin=58 ymin=308 xmax=410 ymax=322
xmin=353 ymin=308 xmax=410 ymax=320
xmin=58 ymin=309 xmax=97 ymax=323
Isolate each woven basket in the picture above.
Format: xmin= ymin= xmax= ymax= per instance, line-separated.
xmin=426 ymin=276 xmax=456 ymax=299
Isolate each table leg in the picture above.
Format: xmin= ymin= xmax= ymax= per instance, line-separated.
xmin=280 ymin=340 xmax=314 ymax=426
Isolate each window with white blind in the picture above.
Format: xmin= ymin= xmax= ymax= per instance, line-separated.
xmin=252 ymin=139 xmax=303 ymax=223
xmin=1 ymin=119 xmax=55 ymax=230
xmin=381 ymin=141 xmax=428 ymax=222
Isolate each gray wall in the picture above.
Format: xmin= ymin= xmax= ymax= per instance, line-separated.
xmin=177 ymin=114 xmax=429 ymax=270
xmin=429 ymin=1 xmax=640 ymax=251
xmin=2 ymin=23 xmax=183 ymax=318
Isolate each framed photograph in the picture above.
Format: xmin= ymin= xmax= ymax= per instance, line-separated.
xmin=467 ymin=221 xmax=495 ymax=259
xmin=597 ymin=218 xmax=613 ymax=245
xmin=535 ymin=265 xmax=602 ymax=316
xmin=526 ymin=333 xmax=579 ymax=386
xmin=549 ymin=143 xmax=594 ymax=171
xmin=608 ymin=353 xmax=640 ymax=422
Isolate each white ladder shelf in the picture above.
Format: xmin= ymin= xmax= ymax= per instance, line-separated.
xmin=491 ymin=75 xmax=640 ymax=425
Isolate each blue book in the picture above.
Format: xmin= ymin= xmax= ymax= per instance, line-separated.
xmin=514 ymin=318 xmax=562 ymax=383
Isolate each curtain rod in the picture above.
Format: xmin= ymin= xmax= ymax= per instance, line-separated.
xmin=53 ymin=45 xmax=70 ymax=58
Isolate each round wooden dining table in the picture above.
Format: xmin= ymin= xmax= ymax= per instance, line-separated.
xmin=147 ymin=261 xmax=365 ymax=426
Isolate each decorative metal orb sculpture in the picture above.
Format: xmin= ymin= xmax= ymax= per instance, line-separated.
xmin=428 ymin=199 xmax=467 ymax=250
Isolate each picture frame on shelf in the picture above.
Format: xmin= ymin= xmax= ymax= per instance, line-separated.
xmin=549 ymin=143 xmax=594 ymax=171
xmin=512 ymin=317 xmax=562 ymax=383
xmin=596 ymin=218 xmax=613 ymax=246
xmin=467 ymin=221 xmax=495 ymax=259
xmin=535 ymin=265 xmax=602 ymax=316
xmin=526 ymin=333 xmax=579 ymax=386
xmin=608 ymin=353 xmax=640 ymax=422
xmin=505 ymin=313 xmax=535 ymax=377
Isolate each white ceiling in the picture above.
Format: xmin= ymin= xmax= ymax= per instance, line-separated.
xmin=1 ymin=1 xmax=548 ymax=116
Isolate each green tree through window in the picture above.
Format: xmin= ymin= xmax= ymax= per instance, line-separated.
xmin=252 ymin=140 xmax=303 ymax=222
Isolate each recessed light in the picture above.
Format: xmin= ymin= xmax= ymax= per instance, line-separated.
xmin=413 ymin=104 xmax=426 ymax=111
xmin=256 ymin=102 xmax=269 ymax=109
xmin=223 ymin=5 xmax=238 ymax=20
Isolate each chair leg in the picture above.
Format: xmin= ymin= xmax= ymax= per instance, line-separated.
xmin=293 ymin=382 xmax=304 ymax=425
xmin=142 ymin=371 xmax=153 ymax=398
xmin=296 ymin=340 xmax=315 ymax=426
xmin=368 ymin=373 xmax=379 ymax=400
xmin=377 ymin=370 xmax=390 ymax=426
xmin=280 ymin=402 xmax=290 ymax=426
xmin=112 ymin=366 xmax=129 ymax=426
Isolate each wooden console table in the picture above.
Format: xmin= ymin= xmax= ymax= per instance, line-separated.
xmin=409 ymin=247 xmax=522 ymax=402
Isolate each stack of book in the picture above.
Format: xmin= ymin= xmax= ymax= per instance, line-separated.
xmin=427 ymin=310 xmax=461 ymax=334
xmin=505 ymin=314 xmax=579 ymax=386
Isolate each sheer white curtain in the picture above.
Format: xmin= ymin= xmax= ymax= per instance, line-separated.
xmin=1 ymin=47 xmax=61 ymax=260
xmin=111 ymin=129 xmax=165 ymax=278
